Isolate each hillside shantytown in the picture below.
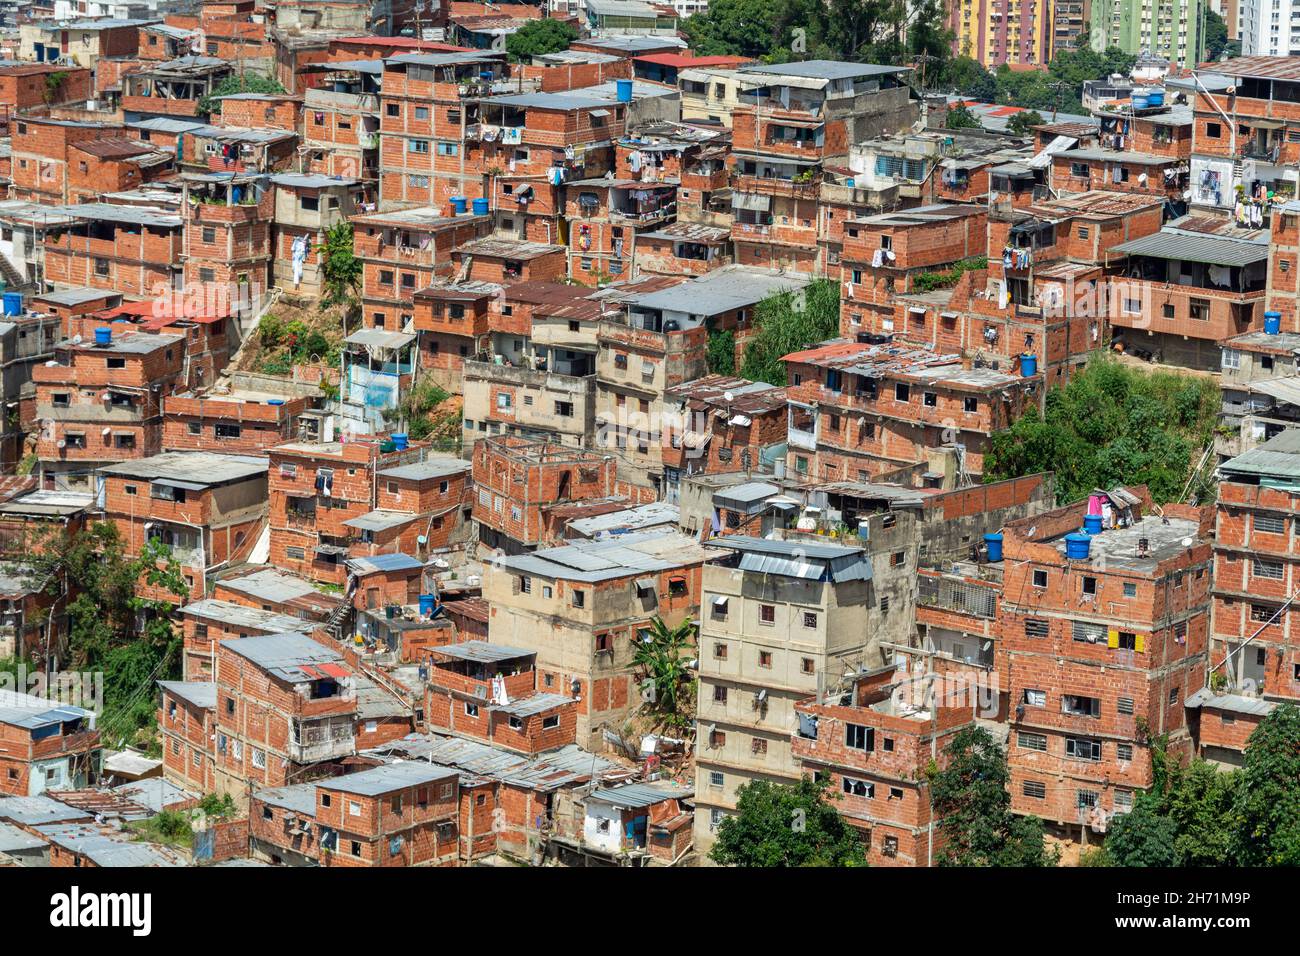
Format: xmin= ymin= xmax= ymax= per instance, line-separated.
xmin=0 ymin=0 xmax=1293 ymax=873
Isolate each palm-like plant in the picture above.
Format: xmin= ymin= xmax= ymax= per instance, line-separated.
xmin=632 ymin=616 xmax=696 ymax=723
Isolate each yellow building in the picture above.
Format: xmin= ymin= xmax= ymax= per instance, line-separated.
xmin=949 ymin=0 xmax=1054 ymax=69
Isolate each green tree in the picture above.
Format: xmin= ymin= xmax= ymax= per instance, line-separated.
xmin=739 ymin=278 xmax=840 ymax=386
xmin=1007 ymin=110 xmax=1045 ymax=137
xmin=928 ymin=726 xmax=1059 ymax=866
xmin=706 ymin=328 xmax=736 ymax=376
xmin=1202 ymin=9 xmax=1240 ymax=60
xmin=682 ymin=0 xmax=809 ymax=58
xmin=945 ymin=103 xmax=981 ymax=130
xmin=939 ymin=56 xmax=996 ymax=101
xmin=10 ymin=522 xmax=189 ymax=744
xmin=1230 ymin=703 xmax=1300 ymax=866
xmin=385 ymin=378 xmax=459 ymax=446
xmin=197 ymin=73 xmax=287 ymax=119
xmin=710 ymin=776 xmax=866 ymax=866
xmin=631 ymin=616 xmax=696 ymax=731
xmin=984 ymin=356 xmax=1220 ymax=505
xmin=318 ymin=222 xmax=362 ymax=307
xmin=1105 ymin=796 xmax=1179 ymax=866
xmin=505 ymin=19 xmax=578 ymax=60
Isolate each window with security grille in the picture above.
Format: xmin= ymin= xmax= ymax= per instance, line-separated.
xmin=1072 ymin=620 xmax=1106 ymax=644
xmin=1025 ymin=619 xmax=1049 ymax=638
xmin=1253 ymin=558 xmax=1284 ymax=579
xmin=1065 ymin=737 xmax=1102 ymax=761
xmin=1018 ymin=732 xmax=1047 ymax=752
xmin=1255 ymin=513 xmax=1286 ymax=534
xmin=1022 ymin=780 xmax=1046 ymax=799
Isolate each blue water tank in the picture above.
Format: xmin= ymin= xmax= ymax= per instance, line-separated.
xmin=94 ymin=327 xmax=112 ymax=346
xmin=267 ymin=398 xmax=284 ymax=406
xmin=1083 ymin=513 xmax=1103 ymax=535
xmin=1132 ymin=94 xmax=1149 ymax=109
xmin=984 ymin=532 xmax=1003 ymax=562
xmin=1020 ymin=352 xmax=1038 ymax=377
xmin=1147 ymin=89 xmax=1165 ymax=107
xmin=450 ymin=196 xmax=468 ymax=215
xmin=1 ymin=292 xmax=21 ymax=316
xmin=616 ymin=78 xmax=633 ymax=103
xmin=392 ymin=432 xmax=409 ymax=451
xmin=418 ymin=594 xmax=437 ymax=616
xmin=472 ymin=197 xmax=490 ymax=216
xmin=1265 ymin=311 xmax=1282 ymax=335
xmin=1065 ymin=533 xmax=1092 ymax=560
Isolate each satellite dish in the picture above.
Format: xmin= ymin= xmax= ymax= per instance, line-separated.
xmin=723 ymin=391 xmax=734 ymax=403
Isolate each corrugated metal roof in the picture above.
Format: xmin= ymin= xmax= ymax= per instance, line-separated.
xmin=179 ymin=599 xmax=314 ymax=635
xmin=343 ymin=510 xmax=418 ymax=533
xmin=157 ymin=680 xmax=217 ymax=710
xmin=1221 ymin=428 xmax=1300 ymax=479
xmin=585 ymin=781 xmax=692 ymax=809
xmin=1110 ymin=230 xmax=1269 ymax=267
xmin=504 ymin=530 xmax=710 ymax=583
xmin=432 ymin=640 xmax=534 ymax=664
xmin=320 ymin=762 xmax=457 ymax=796
xmin=346 ymin=552 xmax=424 ymax=575
xmin=1184 ymin=687 xmax=1276 ymax=716
xmin=219 ymin=633 xmax=347 ymax=684
xmin=378 ymin=458 xmax=471 ymax=481
xmin=491 ymin=693 xmax=572 ymax=717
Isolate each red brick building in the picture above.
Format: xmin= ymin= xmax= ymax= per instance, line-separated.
xmin=423 ymin=641 xmax=578 ymax=754
xmin=1000 ymin=487 xmax=1211 ymax=834
xmin=98 ymin=451 xmax=270 ymax=605
xmin=792 ymin=660 xmax=976 ymax=866
xmin=213 ymin=632 xmax=356 ymax=800
xmin=157 ymin=680 xmax=217 ymax=793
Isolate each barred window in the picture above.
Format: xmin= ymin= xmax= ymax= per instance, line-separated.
xmin=1253 ymin=558 xmax=1284 ymax=580
xmin=1024 ymin=618 xmax=1049 ymax=638
xmin=1022 ymin=780 xmax=1046 ymax=800
xmin=1071 ymin=620 xmax=1106 ymax=644
xmin=1018 ymin=732 xmax=1047 ymax=752
xmin=1255 ymin=513 xmax=1286 ymax=534
xmin=1117 ymin=697 xmax=1134 ymax=715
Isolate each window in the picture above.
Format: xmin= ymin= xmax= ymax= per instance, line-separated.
xmin=1206 ymin=121 xmax=1222 ymax=139
xmin=1117 ymin=743 xmax=1134 ymax=761
xmin=1022 ymin=780 xmax=1046 ymax=800
xmin=408 ymin=139 xmax=430 ymax=154
xmin=963 ymin=396 xmax=978 ymax=413
xmin=215 ymin=422 xmax=241 ymax=439
xmin=1123 ymin=582 xmax=1137 ymax=597
xmin=713 ymin=685 xmax=728 ymax=703
xmin=1065 ymin=737 xmax=1102 ymax=761
xmin=801 ymin=657 xmax=815 ymax=675
xmin=252 ymin=748 xmax=266 ymax=769
xmin=842 ymin=777 xmax=873 ymax=797
xmin=508 ymin=716 xmax=523 ymax=731
xmin=708 ymin=771 xmax=724 ymax=787
xmin=1024 ymin=618 xmax=1049 ymax=638
xmin=845 ymin=723 xmax=874 ymax=751
xmin=464 ymin=702 xmax=479 ymax=718
xmin=802 ymin=612 xmax=817 ymax=628
xmin=1082 ymin=575 xmax=1097 ymax=596
xmin=1117 ymin=697 xmax=1134 ymax=715
xmin=1189 ymin=298 xmax=1211 ymax=321
xmin=1018 ymin=732 xmax=1047 ymax=751
xmin=1077 ymin=790 xmax=1099 ymax=810
xmin=758 ymin=650 xmax=772 ymax=668
xmin=709 ymin=730 xmax=726 ymax=747
xmin=1032 ymin=569 xmax=1048 ymax=588
xmin=923 ymin=392 xmax=936 ymax=408
xmin=1072 ymin=620 xmax=1106 ymax=644
xmin=751 ymin=737 xmax=768 ymax=755
xmin=759 ymin=604 xmax=775 ymax=625
xmin=895 ymin=383 xmax=910 ymax=402
xmin=713 ymin=642 xmax=728 ymax=660
xmin=1169 ymin=687 xmax=1180 ymax=705
xmin=711 ymin=597 xmax=729 ymax=620
xmin=94 ymin=258 xmax=109 ymax=277
xmin=1256 ymin=513 xmax=1286 ymax=534
xmin=1253 ymin=557 xmax=1284 ymax=579
xmin=1062 ymin=694 xmax=1101 ymax=718
xmin=1023 ymin=689 xmax=1046 ymax=707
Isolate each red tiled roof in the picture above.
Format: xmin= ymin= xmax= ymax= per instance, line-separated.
xmin=634 ymin=53 xmax=754 ymax=69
